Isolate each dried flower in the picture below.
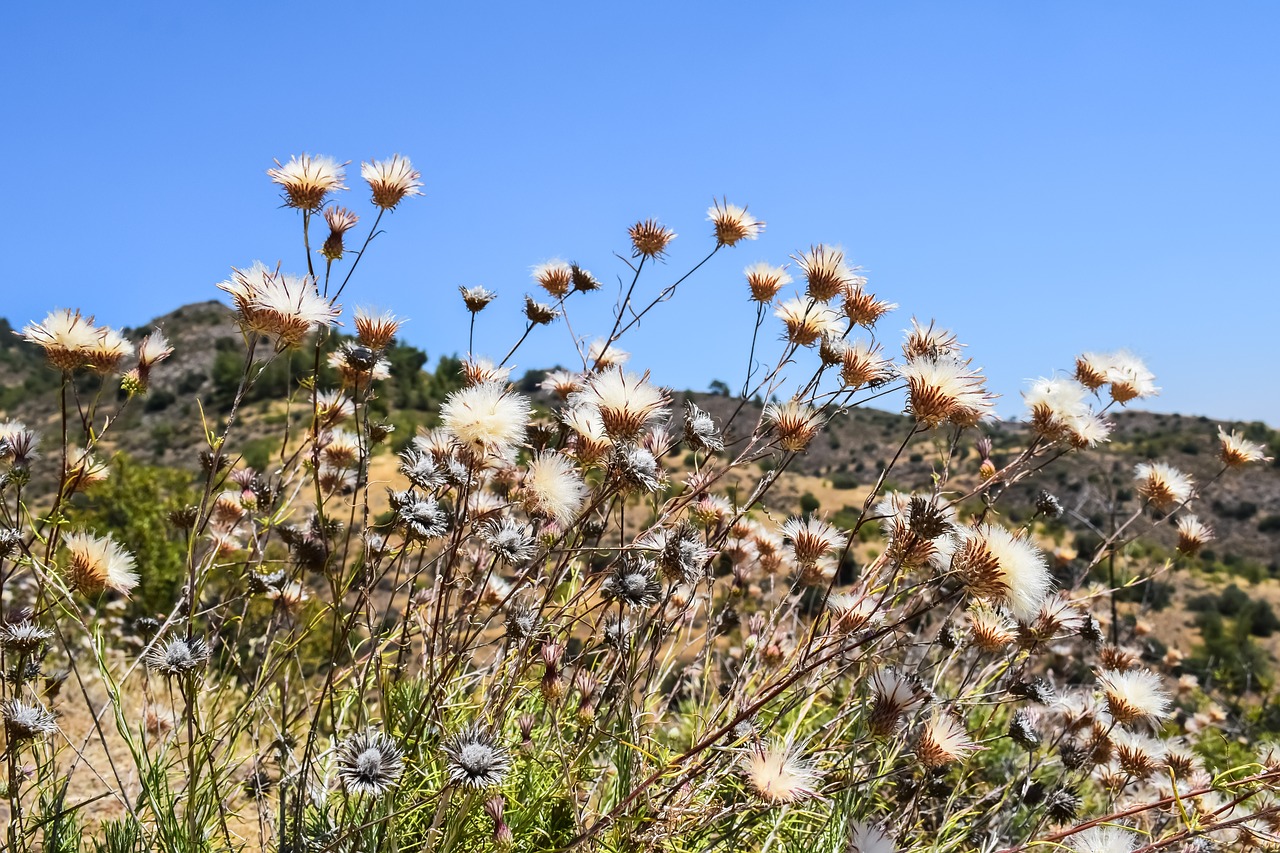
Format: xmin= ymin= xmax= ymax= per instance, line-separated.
xmin=1133 ymin=461 xmax=1194 ymax=510
xmin=780 ymin=516 xmax=845 ymax=565
xmin=570 ymin=263 xmax=601 ymax=293
xmin=336 ymin=728 xmax=405 ymax=798
xmin=903 ymin=319 xmax=960 ymax=361
xmin=611 ymin=444 xmax=664 ymax=493
xmin=1096 ymin=668 xmax=1170 ymax=728
xmin=682 ymin=400 xmax=723 ymax=453
xmin=63 ymin=531 xmax=138 ymax=596
xmin=629 ymin=218 xmax=676 ymax=259
xmin=1103 ymin=351 xmax=1159 ymax=403
xmin=774 ymin=297 xmax=844 ymax=346
xmin=460 ymin=286 xmax=497 ymax=313
xmin=1175 ymin=515 xmax=1214 ymax=555
xmin=361 ymin=154 xmax=422 ymax=210
xmin=848 ymin=821 xmax=897 ymax=853
xmin=570 ymin=369 xmax=668 ymax=441
xmin=839 ymin=339 xmax=892 ymax=389
xmin=532 ymin=260 xmax=573 ymax=298
xmin=744 ymin=262 xmax=792 ymax=303
xmin=3 ymin=698 xmax=57 ymax=741
xmin=841 ymin=284 xmax=897 ymax=328
xmin=19 ymin=309 xmax=104 ymax=371
xmin=521 ymin=451 xmax=587 ymax=525
xmin=146 ymin=636 xmax=212 ymax=676
xmin=523 ymin=295 xmax=560 ymax=325
xmin=900 ymin=355 xmax=995 ymax=429
xmin=764 ymin=400 xmax=822 ymax=452
xmin=868 ymin=669 xmax=927 ymax=736
xmin=353 ymin=307 xmax=401 ymax=351
xmin=480 ymin=518 xmax=536 ymax=566
xmin=389 ymin=489 xmax=448 ymax=541
xmin=916 ymin=712 xmax=979 ymax=768
xmin=600 ymin=555 xmax=662 ymax=608
xmin=441 ymin=382 xmax=531 ymax=457
xmin=322 ymin=206 xmax=359 ymax=260
xmin=742 ymin=740 xmax=822 ymax=804
xmin=268 ymin=154 xmax=346 ymax=210
xmin=793 ymin=244 xmax=855 ymax=302
xmin=940 ymin=524 xmax=1051 ymax=621
xmin=218 ymin=263 xmax=340 ymax=349
xmin=0 ymin=620 xmax=51 ymax=654
xmin=443 ymin=724 xmax=511 ymax=789
xmin=1066 ymin=825 xmax=1138 ymax=853
xmin=708 ymin=200 xmax=764 ymax=247
xmin=1217 ymin=427 xmax=1271 ymax=468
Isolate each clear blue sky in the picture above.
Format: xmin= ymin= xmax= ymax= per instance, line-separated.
xmin=4 ymin=2 xmax=1278 ymax=425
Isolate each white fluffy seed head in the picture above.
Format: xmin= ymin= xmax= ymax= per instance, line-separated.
xmin=522 ymin=451 xmax=588 ymax=525
xmin=440 ymin=383 xmax=531 ymax=456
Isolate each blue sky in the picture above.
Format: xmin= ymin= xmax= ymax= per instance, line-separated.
xmin=4 ymin=2 xmax=1278 ymax=425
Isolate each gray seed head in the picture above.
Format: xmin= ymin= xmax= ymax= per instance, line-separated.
xmin=3 ymin=698 xmax=57 ymax=741
xmin=683 ymin=400 xmax=724 ymax=453
xmin=600 ymin=556 xmax=661 ymax=608
xmin=336 ymin=728 xmax=405 ymax=798
xmin=612 ymin=445 xmax=662 ymax=494
xmin=399 ymin=450 xmax=446 ymax=490
xmin=443 ymin=724 xmax=511 ymax=789
xmin=481 ymin=518 xmax=536 ymax=566
xmin=146 ymin=636 xmax=212 ymax=676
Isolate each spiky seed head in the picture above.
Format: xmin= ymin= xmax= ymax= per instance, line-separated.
xmin=63 ymin=531 xmax=139 ymax=597
xmin=839 ymin=339 xmax=892 ymax=389
xmin=967 ymin=605 xmax=1016 ymax=652
xmin=521 ymin=451 xmax=587 ymax=525
xmin=523 ymin=295 xmax=560 ymax=325
xmin=460 ymin=285 xmax=497 ymax=313
xmin=532 ymin=260 xmax=573 ymax=297
xmin=1102 ymin=351 xmax=1159 ymax=404
xmin=708 ymin=200 xmax=764 ymax=247
xmin=362 ymin=154 xmax=424 ymax=210
xmin=916 ymin=712 xmax=979 ymax=769
xmin=1045 ymin=787 xmax=1081 ymax=823
xmin=848 ymin=821 xmax=896 ymax=853
xmin=3 ymin=698 xmax=57 ymax=741
xmin=268 ymin=154 xmax=347 ymax=210
xmin=780 ymin=516 xmax=845 ymax=565
xmin=682 ymin=400 xmax=723 ymax=453
xmin=611 ymin=444 xmax=664 ymax=494
xmin=628 ymin=218 xmax=676 ymax=259
xmin=352 ymin=307 xmax=401 ymax=350
xmin=335 ymin=728 xmax=405 ymax=798
xmin=900 ymin=355 xmax=996 ymax=429
xmin=443 ymin=724 xmax=512 ymax=789
xmin=480 ymin=518 xmax=536 ymax=566
xmin=1133 ymin=461 xmax=1194 ymax=510
xmin=145 ymin=636 xmax=212 ymax=676
xmin=322 ymin=206 xmax=360 ymax=259
xmin=744 ymin=262 xmax=791 ymax=303
xmin=441 ymin=382 xmax=530 ymax=457
xmin=1009 ymin=709 xmax=1041 ymax=749
xmin=19 ymin=309 xmax=105 ymax=371
xmin=600 ymin=555 xmax=661 ymax=608
xmin=841 ymin=283 xmax=898 ymax=327
xmin=1097 ymin=668 xmax=1170 ymax=728
xmin=942 ymin=524 xmax=1052 ymax=621
xmin=0 ymin=620 xmax=51 ymax=654
xmin=1217 ymin=427 xmax=1271 ymax=468
xmin=389 ymin=489 xmax=448 ymax=541
xmin=570 ymin=369 xmax=668 ymax=441
xmin=774 ymin=298 xmax=844 ymax=346
xmin=570 ymin=263 xmax=601 ymax=292
xmin=1066 ymin=825 xmax=1138 ymax=853
xmin=868 ymin=668 xmax=927 ymax=737
xmin=764 ymin=400 xmax=822 ymax=452
xmin=793 ymin=244 xmax=855 ymax=302
xmin=1175 ymin=515 xmax=1214 ymax=555
xmin=741 ymin=740 xmax=822 ymax=804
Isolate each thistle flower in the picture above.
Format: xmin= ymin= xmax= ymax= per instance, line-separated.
xmin=1008 ymin=709 xmax=1041 ymax=749
xmin=900 ymin=355 xmax=995 ymax=429
xmin=335 ymin=728 xmax=405 ymax=798
xmin=744 ymin=262 xmax=792 ymax=303
xmin=868 ymin=669 xmax=927 ymax=736
xmin=1067 ymin=412 xmax=1113 ymax=449
xmin=540 ymin=369 xmax=584 ymax=399
xmin=916 ymin=712 xmax=979 ymax=768
xmin=611 ymin=444 xmax=664 ymax=493
xmin=841 ymin=283 xmax=898 ymax=328
xmin=64 ymin=446 xmax=109 ymax=492
xmin=505 ymin=603 xmax=542 ymax=640
xmin=1217 ymin=427 xmax=1271 ymax=467
xmin=82 ymin=326 xmax=134 ymax=374
xmin=903 ymin=319 xmax=960 ymax=361
xmin=1103 ymin=351 xmax=1158 ymax=403
xmin=1023 ymin=377 xmax=1093 ymax=442
xmin=940 ymin=524 xmax=1051 ymax=621
xmin=389 ymin=489 xmax=448 ymax=541
xmin=741 ymin=740 xmax=822 ymax=804
xmin=443 ymin=724 xmax=512 ymax=789
xmin=1066 ymin=825 xmax=1138 ymax=853
xmin=0 ymin=422 xmax=40 ymax=468
xmin=1133 ymin=461 xmax=1194 ymax=510
xmin=145 ymin=636 xmax=212 ymax=676
xmin=218 ymin=263 xmax=340 ymax=349
xmin=848 ymin=821 xmax=897 ymax=853
xmin=361 ymin=154 xmax=422 ymax=210
xmin=523 ymin=295 xmax=560 ymax=325
xmin=774 ymin=297 xmax=844 ymax=346
xmin=19 ymin=309 xmax=103 ymax=371
xmin=600 ymin=555 xmax=662 ymax=608
xmin=967 ymin=604 xmax=1017 ymax=652
xmin=570 ymin=263 xmax=602 ymax=293
xmin=780 ymin=516 xmax=846 ymax=565
xmin=648 ymin=522 xmax=713 ymax=585
xmin=793 ymin=244 xmax=855 ymax=302
xmin=479 ymin=518 xmax=536 ymax=566
xmin=63 ymin=531 xmax=138 ymax=596
xmin=315 ymin=389 xmax=355 ymax=426
xmin=570 ymin=369 xmax=668 ymax=441
xmin=521 ymin=451 xmax=587 ymax=525
xmin=682 ymin=400 xmax=724 ymax=453
xmin=353 ymin=307 xmax=402 ymax=351
xmin=1044 ymin=787 xmax=1081 ymax=823
xmin=839 ymin=339 xmax=892 ymax=389
xmin=268 ymin=154 xmax=346 ymax=210
xmin=1111 ymin=728 xmax=1167 ymax=778
xmin=628 ymin=218 xmax=676 ymax=259
xmin=708 ymin=200 xmax=764 ymax=247
xmin=1176 ymin=515 xmax=1214 ymax=555
xmin=2 ymin=698 xmax=57 ymax=741
xmin=322 ymin=206 xmax=359 ymax=260
xmin=532 ymin=260 xmax=573 ymax=297
xmin=586 ymin=339 xmax=629 ymax=370
xmin=0 ymin=620 xmax=52 ymax=654
xmin=460 ymin=285 xmax=497 ymax=313
xmin=763 ymin=400 xmax=822 ymax=452
xmin=126 ymin=328 xmax=174 ymax=392
xmin=461 ymin=357 xmax=514 ymax=387
xmin=441 ymin=382 xmax=531 ymax=456
xmin=1073 ymin=351 xmax=1111 ymax=391
xmin=1096 ymin=668 xmax=1170 ymax=727
xmin=825 ymin=592 xmax=879 ymax=634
